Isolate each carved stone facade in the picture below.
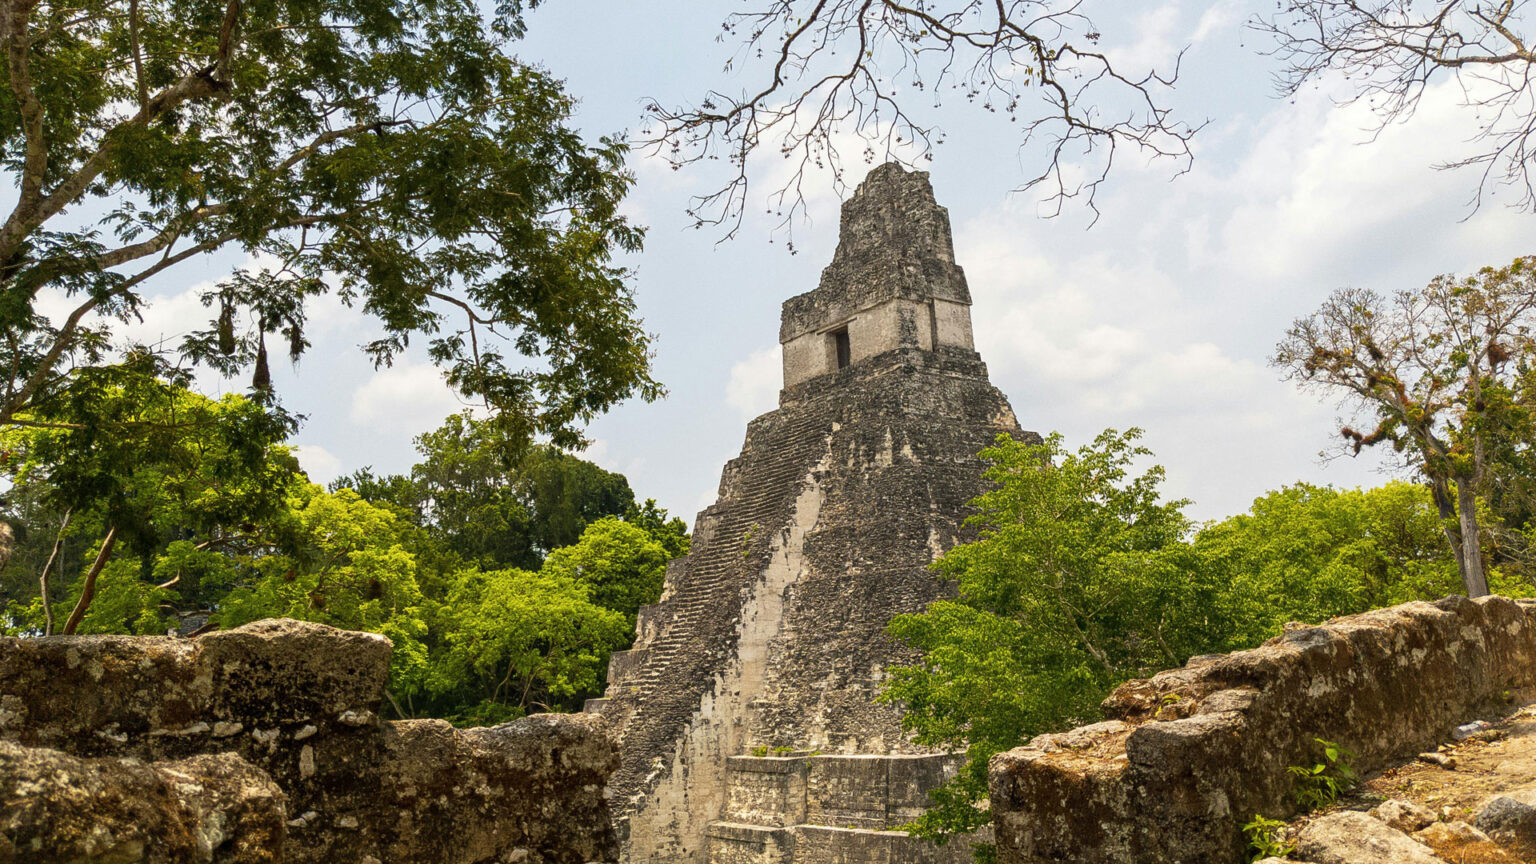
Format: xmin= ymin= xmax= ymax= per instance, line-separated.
xmin=589 ymin=164 xmax=1032 ymax=864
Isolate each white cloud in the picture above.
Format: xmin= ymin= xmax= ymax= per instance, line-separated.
xmin=725 ymin=346 xmax=781 ymax=420
xmin=293 ymin=444 xmax=343 ymax=482
xmin=944 ymin=75 xmax=1517 ymax=520
xmin=1109 ymin=2 xmax=1184 ymax=79
xmin=1191 ymin=1 xmax=1240 ymax=44
xmin=349 ymin=361 xmax=468 ymax=430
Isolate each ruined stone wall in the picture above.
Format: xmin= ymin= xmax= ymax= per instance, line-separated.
xmin=0 ymin=618 xmax=618 ymax=864
xmin=989 ymin=595 xmax=1536 ymax=864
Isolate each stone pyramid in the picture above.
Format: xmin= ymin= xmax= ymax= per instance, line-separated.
xmin=588 ymin=164 xmax=1032 ymax=864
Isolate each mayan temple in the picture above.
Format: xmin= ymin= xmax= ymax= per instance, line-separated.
xmin=587 ymin=164 xmax=1032 ymax=864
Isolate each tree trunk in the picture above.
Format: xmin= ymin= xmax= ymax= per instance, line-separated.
xmin=38 ymin=509 xmax=71 ymax=636
xmin=61 ymin=526 xmax=118 ymax=635
xmin=1455 ymin=480 xmax=1491 ymax=598
xmin=1429 ymin=477 xmax=1469 ymax=581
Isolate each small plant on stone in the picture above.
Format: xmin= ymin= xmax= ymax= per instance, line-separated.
xmin=1288 ymin=738 xmax=1359 ymax=811
xmin=750 ymin=745 xmax=769 ymax=757
xmin=1241 ymin=814 xmax=1294 ymax=862
xmin=772 ymin=745 xmax=796 ymax=755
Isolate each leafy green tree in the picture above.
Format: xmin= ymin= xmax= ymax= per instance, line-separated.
xmin=426 ymin=567 xmax=629 ymax=724
xmin=540 ymin=516 xmax=669 ymax=623
xmin=1274 ymin=255 xmax=1536 ymax=597
xmin=624 ymin=498 xmax=691 ymax=560
xmin=0 ymin=0 xmax=659 ymax=447
xmin=1191 ymin=482 xmax=1464 ymax=646
xmin=0 ymin=358 xmax=297 ymax=633
xmin=218 ymin=485 xmax=431 ymax=703
xmin=882 ymin=429 xmax=1211 ymax=847
xmin=336 ymin=412 xmax=638 ymax=570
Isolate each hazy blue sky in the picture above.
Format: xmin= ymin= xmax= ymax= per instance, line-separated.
xmin=101 ymin=0 xmax=1536 ymax=524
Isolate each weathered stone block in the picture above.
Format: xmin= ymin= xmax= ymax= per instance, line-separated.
xmin=795 ymin=826 xmax=898 ymax=864
xmin=792 ymin=825 xmax=975 ymax=864
xmin=725 ymin=756 xmax=811 ymax=826
xmin=0 ymin=620 xmax=620 ymax=864
xmin=0 ymin=740 xmax=287 ymax=863
xmin=707 ymin=822 xmax=796 ymax=864
xmin=886 ymin=755 xmax=958 ymax=825
xmin=808 ymin=756 xmax=890 ymax=829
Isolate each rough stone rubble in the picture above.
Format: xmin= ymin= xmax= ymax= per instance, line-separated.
xmin=0 ymin=618 xmax=617 ymax=863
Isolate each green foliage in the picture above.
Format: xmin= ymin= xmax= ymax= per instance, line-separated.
xmin=1274 ymin=255 xmax=1536 ymax=596
xmin=883 ymin=429 xmax=1209 ymax=845
xmin=751 ymin=745 xmax=769 ymax=757
xmin=625 ymin=498 xmax=692 ymax=560
xmin=1 ymin=382 xmax=685 ymax=723
xmin=334 ymin=412 xmax=638 ymax=570
xmin=1242 ymin=814 xmax=1294 ymax=862
xmin=426 ymin=567 xmax=630 ymax=721
xmin=0 ymin=0 xmax=660 ymax=445
xmin=539 ymin=517 xmax=669 ymax=622
xmin=884 ymin=431 xmax=1522 ymax=845
xmin=1192 ymin=482 xmax=1465 ymax=648
xmin=217 ymin=485 xmax=431 ymax=695
xmin=1288 ymin=738 xmax=1359 ymax=812
xmin=0 ymin=364 xmax=298 ymax=632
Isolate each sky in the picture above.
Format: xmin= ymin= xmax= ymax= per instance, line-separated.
xmin=94 ymin=0 xmax=1536 ymax=525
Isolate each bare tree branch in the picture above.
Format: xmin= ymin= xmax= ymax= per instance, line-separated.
xmin=1254 ymin=0 xmax=1536 ymax=211
xmin=641 ymin=0 xmax=1199 ymax=240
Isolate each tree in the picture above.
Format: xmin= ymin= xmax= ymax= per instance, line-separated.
xmin=1254 ymin=0 xmax=1536 ymax=210
xmin=426 ymin=567 xmax=630 ymax=724
xmin=0 ymin=0 xmax=659 ymax=446
xmin=217 ymin=485 xmax=433 ymax=704
xmin=540 ymin=516 xmax=669 ymax=623
xmin=1273 ymin=255 xmax=1536 ymax=597
xmin=624 ymin=498 xmax=691 ymax=560
xmin=882 ymin=429 xmax=1210 ymax=848
xmin=647 ymin=0 xmax=1199 ymax=235
xmin=0 ymin=357 xmax=298 ymax=632
xmin=334 ymin=411 xmax=639 ymax=570
xmin=1191 ymin=481 xmax=1464 ymax=646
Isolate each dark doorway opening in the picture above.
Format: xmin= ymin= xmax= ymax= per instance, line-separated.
xmin=832 ymin=327 xmax=851 ymax=369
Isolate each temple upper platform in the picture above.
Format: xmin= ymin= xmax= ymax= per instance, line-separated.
xmin=779 ymin=164 xmax=977 ymax=388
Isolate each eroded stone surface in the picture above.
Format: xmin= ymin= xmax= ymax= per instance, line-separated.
xmin=1296 ymin=812 xmax=1444 ymax=864
xmin=0 ymin=740 xmax=286 ymax=863
xmin=0 ymin=619 xmax=619 ymax=864
xmin=1370 ymin=798 xmax=1436 ymax=833
xmin=991 ymin=596 xmax=1536 ymax=864
xmin=1476 ymin=788 xmax=1536 ymax=849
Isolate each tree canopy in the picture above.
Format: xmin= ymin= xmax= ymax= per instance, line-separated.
xmin=882 ymin=430 xmax=1501 ymax=852
xmin=1 ymin=0 xmax=659 ymax=448
xmin=1273 ymin=254 xmax=1536 ymax=597
xmin=1 ymin=393 xmax=687 ymax=722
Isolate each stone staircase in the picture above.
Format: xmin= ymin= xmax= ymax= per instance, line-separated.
xmin=592 ymin=402 xmax=835 ymax=809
